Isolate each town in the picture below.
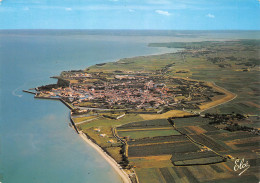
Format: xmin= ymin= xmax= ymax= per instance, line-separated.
xmin=35 ymin=71 xmax=224 ymax=112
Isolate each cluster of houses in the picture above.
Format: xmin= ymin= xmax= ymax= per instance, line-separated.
xmin=61 ymin=72 xmax=92 ymax=79
xmin=36 ymin=71 xmax=223 ymax=110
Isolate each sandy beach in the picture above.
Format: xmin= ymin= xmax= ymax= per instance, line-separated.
xmin=79 ymin=131 xmax=132 ymax=183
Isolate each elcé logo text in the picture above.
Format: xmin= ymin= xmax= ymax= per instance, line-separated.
xmin=234 ymin=158 xmax=250 ymax=176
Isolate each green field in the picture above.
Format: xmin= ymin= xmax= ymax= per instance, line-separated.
xmin=172 ymin=117 xmax=212 ymax=128
xmin=117 ymin=119 xmax=172 ymax=129
xmin=128 ymin=142 xmax=200 ymax=157
xmin=118 ymin=129 xmax=180 ymax=139
xmin=78 ymin=114 xmax=144 ymax=130
xmin=135 ymin=168 xmax=166 ymax=183
xmin=128 ymin=135 xmax=188 ymax=146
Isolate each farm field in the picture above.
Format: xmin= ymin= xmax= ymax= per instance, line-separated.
xmin=73 ymin=115 xmax=99 ymax=123
xmin=190 ymin=134 xmax=227 ymax=151
xmin=124 ymin=115 xmax=259 ymax=182
xmin=205 ymin=129 xmax=260 ymax=153
xmin=135 ymin=163 xmax=259 ymax=183
xmin=128 ymin=141 xmax=200 ymax=157
xmin=140 ymin=110 xmax=192 ymax=120
xmin=129 ymin=155 xmax=173 ymax=169
xmin=128 ymin=135 xmax=188 ymax=146
xmin=78 ymin=114 xmax=144 ymax=130
xmin=118 ymin=129 xmax=180 ymax=139
xmin=171 ymin=151 xmax=219 ymax=162
xmin=172 ymin=116 xmax=212 ymax=127
xmin=117 ymin=119 xmax=172 ymax=129
xmin=234 ymin=116 xmax=260 ymax=129
xmin=135 ymin=160 xmax=259 ymax=183
xmin=176 ymin=126 xmax=207 ymax=134
xmin=173 ymin=156 xmax=224 ymax=166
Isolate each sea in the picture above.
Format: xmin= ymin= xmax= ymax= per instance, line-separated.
xmin=0 ymin=30 xmax=259 ymax=183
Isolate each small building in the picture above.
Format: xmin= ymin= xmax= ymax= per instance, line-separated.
xmin=94 ymin=128 xmax=100 ymax=132
xmin=107 ymin=139 xmax=114 ymax=143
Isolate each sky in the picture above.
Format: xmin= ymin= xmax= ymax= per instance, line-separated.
xmin=0 ymin=0 xmax=259 ymax=30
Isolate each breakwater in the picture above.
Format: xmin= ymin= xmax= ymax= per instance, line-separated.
xmin=60 ymin=98 xmax=74 ymax=110
xmin=22 ymin=90 xmax=36 ymax=94
xmin=69 ymin=112 xmax=79 ymax=134
xmin=34 ymin=96 xmax=60 ymax=100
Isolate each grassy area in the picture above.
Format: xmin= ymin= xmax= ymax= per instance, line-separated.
xmin=105 ymin=147 xmax=123 ymax=163
xmin=173 ymin=156 xmax=224 ymax=166
xmin=205 ymin=175 xmax=259 ymax=183
xmin=173 ymin=116 xmax=211 ymax=128
xmin=78 ymin=114 xmax=144 ymax=130
xmin=135 ymin=168 xmax=166 ymax=183
xmin=129 ymin=155 xmax=173 ymax=168
xmin=73 ymin=116 xmax=99 ymax=123
xmin=79 ymin=102 xmax=95 ymax=107
xmin=128 ymin=142 xmax=200 ymax=157
xmin=117 ymin=119 xmax=172 ymax=129
xmin=140 ymin=110 xmax=192 ymax=120
xmin=117 ymin=127 xmax=173 ymax=132
xmin=83 ymin=127 xmax=121 ymax=147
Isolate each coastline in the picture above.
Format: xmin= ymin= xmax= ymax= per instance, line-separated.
xmin=78 ymin=131 xmax=131 ymax=183
xmin=25 ymin=91 xmax=131 ymax=183
xmin=69 ymin=111 xmax=132 ymax=183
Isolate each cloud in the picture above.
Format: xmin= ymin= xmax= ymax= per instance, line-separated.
xmin=128 ymin=9 xmax=135 ymax=12
xmin=155 ymin=10 xmax=171 ymax=16
xmin=206 ymin=13 xmax=215 ymax=18
xmin=147 ymin=0 xmax=171 ymax=5
xmin=65 ymin=7 xmax=72 ymax=11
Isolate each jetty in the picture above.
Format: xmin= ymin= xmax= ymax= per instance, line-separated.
xmin=22 ymin=90 xmax=36 ymax=95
